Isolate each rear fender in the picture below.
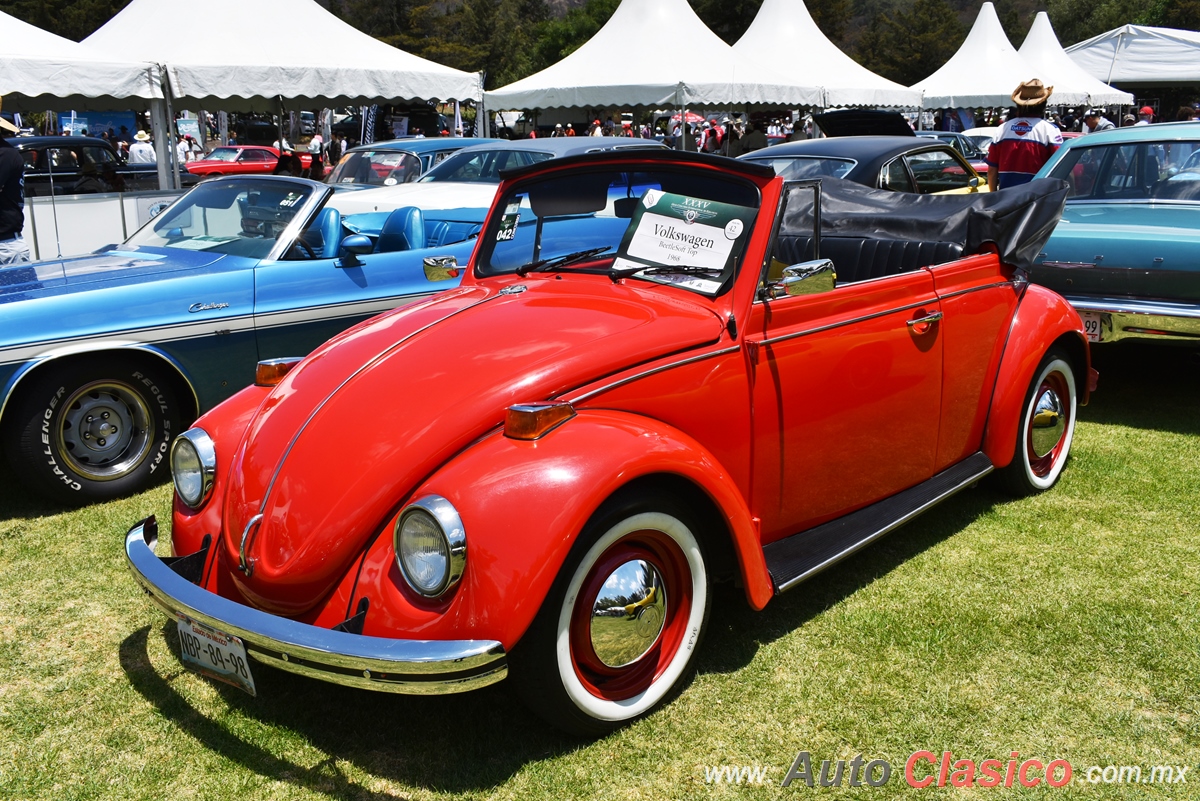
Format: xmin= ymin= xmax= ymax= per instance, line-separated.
xmin=982 ymin=283 xmax=1090 ymax=468
xmin=349 ymin=409 xmax=772 ymax=651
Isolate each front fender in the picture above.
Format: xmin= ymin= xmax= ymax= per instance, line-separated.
xmin=982 ymin=283 xmax=1090 ymax=469
xmin=344 ymin=409 xmax=772 ymax=652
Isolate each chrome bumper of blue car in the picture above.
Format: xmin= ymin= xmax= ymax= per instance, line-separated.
xmin=1069 ymin=295 xmax=1200 ymax=342
xmin=124 ymin=517 xmax=508 ymax=694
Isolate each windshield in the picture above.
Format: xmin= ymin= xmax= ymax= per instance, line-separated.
xmin=202 ymin=148 xmax=241 ymax=163
xmin=742 ymin=155 xmax=856 ymax=181
xmin=419 ymin=148 xmax=555 ymax=184
xmin=476 ymin=165 xmax=761 ymax=297
xmin=328 ymin=149 xmax=422 ymax=186
xmin=1047 ymin=140 xmax=1200 ymax=201
xmin=124 ymin=178 xmax=316 ymax=259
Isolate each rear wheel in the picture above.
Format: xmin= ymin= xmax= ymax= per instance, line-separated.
xmin=511 ymin=490 xmax=710 ymax=736
xmin=5 ymin=357 xmax=182 ymax=505
xmin=1000 ymin=348 xmax=1077 ymax=496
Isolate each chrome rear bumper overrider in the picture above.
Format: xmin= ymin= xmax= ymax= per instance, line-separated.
xmin=124 ymin=517 xmax=507 ymax=695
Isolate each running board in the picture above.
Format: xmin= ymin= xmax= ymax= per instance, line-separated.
xmin=764 ymin=452 xmax=994 ymax=594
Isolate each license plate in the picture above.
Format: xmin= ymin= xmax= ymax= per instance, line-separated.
xmin=1080 ymin=311 xmax=1103 ymax=342
xmin=176 ymin=614 xmax=256 ymax=696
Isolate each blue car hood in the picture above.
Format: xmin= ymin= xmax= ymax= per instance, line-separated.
xmin=0 ymin=246 xmax=230 ymax=302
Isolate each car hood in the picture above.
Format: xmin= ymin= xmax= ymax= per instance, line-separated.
xmin=324 ymin=182 xmax=498 ymax=215
xmin=221 ymin=276 xmax=725 ymax=614
xmin=0 ymin=247 xmax=228 ymax=301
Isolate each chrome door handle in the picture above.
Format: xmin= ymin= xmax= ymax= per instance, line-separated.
xmin=906 ymin=311 xmax=943 ymax=334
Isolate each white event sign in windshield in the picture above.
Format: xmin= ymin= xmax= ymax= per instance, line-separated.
xmin=612 ymin=189 xmax=753 ymax=292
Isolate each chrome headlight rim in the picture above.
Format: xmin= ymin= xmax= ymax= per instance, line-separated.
xmin=170 ymin=428 xmax=216 ymax=510
xmin=394 ymin=495 xmax=466 ymax=598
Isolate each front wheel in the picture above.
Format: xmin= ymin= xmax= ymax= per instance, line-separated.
xmin=5 ymin=357 xmax=182 ymax=505
xmin=511 ymin=491 xmax=711 ymax=736
xmin=999 ymin=348 xmax=1077 ymax=496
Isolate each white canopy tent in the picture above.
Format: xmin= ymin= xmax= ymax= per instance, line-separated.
xmin=1066 ymin=25 xmax=1200 ymax=86
xmin=0 ymin=9 xmax=163 ymax=111
xmin=733 ymin=0 xmax=920 ymax=108
xmin=485 ymin=0 xmax=819 ymax=111
xmin=83 ymin=0 xmax=481 ymax=110
xmin=910 ymin=2 xmax=1042 ymax=109
xmin=1018 ymin=13 xmax=1133 ymax=107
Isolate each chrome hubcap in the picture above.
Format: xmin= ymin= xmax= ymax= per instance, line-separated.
xmin=590 ymin=559 xmax=667 ymax=669
xmin=59 ymin=381 xmax=152 ymax=480
xmin=1030 ymin=386 xmax=1065 ymax=457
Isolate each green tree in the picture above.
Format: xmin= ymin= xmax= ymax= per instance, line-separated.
xmin=0 ymin=0 xmax=129 ymax=40
xmin=856 ymin=0 xmax=966 ymax=86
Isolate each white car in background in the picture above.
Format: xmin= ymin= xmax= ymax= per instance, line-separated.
xmin=327 ymin=137 xmax=666 ymax=217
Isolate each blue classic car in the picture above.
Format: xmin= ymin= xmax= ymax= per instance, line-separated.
xmin=1032 ymin=121 xmax=1200 ymax=344
xmin=0 ymin=175 xmax=481 ymax=504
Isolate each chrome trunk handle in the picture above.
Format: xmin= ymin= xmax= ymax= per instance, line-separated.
xmin=238 ymin=514 xmax=264 ymax=575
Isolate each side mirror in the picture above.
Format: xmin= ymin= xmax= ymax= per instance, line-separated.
xmin=423 ymin=255 xmax=460 ymax=282
xmin=968 ymin=176 xmax=981 ymax=188
xmin=337 ymin=234 xmax=373 ymax=268
xmin=768 ymin=259 xmax=836 ymax=299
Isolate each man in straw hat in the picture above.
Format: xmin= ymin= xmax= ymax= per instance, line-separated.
xmin=128 ymin=129 xmax=156 ymax=164
xmin=985 ymin=78 xmax=1064 ymax=191
xmin=0 ymin=97 xmax=30 ymax=265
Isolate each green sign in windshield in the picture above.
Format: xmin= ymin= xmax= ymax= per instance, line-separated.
xmin=612 ymin=190 xmax=756 ymax=293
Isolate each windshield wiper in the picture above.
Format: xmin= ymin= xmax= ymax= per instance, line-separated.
xmin=515 ymin=247 xmax=613 ymax=276
xmin=609 ymin=264 xmax=723 ymax=281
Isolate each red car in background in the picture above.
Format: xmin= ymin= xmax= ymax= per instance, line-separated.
xmin=186 ymin=146 xmax=316 ymax=179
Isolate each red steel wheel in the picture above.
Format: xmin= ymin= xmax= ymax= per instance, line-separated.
xmin=1001 ymin=348 xmax=1077 ymax=495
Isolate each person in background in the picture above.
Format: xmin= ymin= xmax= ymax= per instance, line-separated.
xmin=565 ymin=122 xmax=576 ymax=136
xmin=1176 ymin=106 xmax=1198 ymax=121
xmin=175 ymin=135 xmax=189 ymax=165
xmin=307 ymin=133 xmax=324 ymax=179
xmin=1134 ymin=106 xmax=1154 ymax=126
xmin=327 ymin=133 xmax=344 ymax=167
xmin=986 ymin=79 xmax=1063 ymax=191
xmin=1082 ymin=108 xmax=1115 ymax=134
xmin=0 ymin=111 xmax=30 ymax=265
xmin=228 ymin=132 xmax=238 ymax=146
xmin=72 ymin=162 xmax=110 ymax=194
xmin=1122 ymin=114 xmax=1137 ymax=127
xmin=741 ymin=121 xmax=767 ymax=152
xmin=128 ymin=130 xmax=156 ymax=163
xmin=590 ymin=119 xmax=604 ymax=137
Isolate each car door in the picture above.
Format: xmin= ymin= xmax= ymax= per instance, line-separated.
xmin=238 ymin=149 xmax=274 ymax=174
xmin=746 ymin=182 xmax=943 ymax=543
xmin=251 ymin=213 xmax=475 ymax=359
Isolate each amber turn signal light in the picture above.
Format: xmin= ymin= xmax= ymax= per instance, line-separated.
xmin=504 ymin=402 xmax=576 ymax=440
xmin=255 ymin=357 xmax=304 ymax=387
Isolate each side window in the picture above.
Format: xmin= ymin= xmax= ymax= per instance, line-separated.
xmin=761 ymin=182 xmax=819 ymax=293
xmin=21 ymin=149 xmax=40 ymax=171
xmin=906 ymin=149 xmax=973 ymax=193
xmin=880 ymin=158 xmax=914 ymax=192
xmin=48 ymin=148 xmax=80 ymax=171
xmin=81 ymin=147 xmax=117 ymax=167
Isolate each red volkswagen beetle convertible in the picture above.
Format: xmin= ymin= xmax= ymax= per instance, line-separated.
xmin=126 ymin=151 xmax=1092 ymax=735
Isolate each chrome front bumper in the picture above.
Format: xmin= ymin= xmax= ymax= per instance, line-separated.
xmin=124 ymin=517 xmax=507 ymax=694
xmin=1069 ymin=295 xmax=1200 ymax=343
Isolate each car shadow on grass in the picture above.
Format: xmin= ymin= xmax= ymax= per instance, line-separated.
xmin=119 ymin=625 xmax=588 ymax=796
xmin=1081 ymin=341 xmax=1200 ymax=436
xmin=699 ymin=482 xmax=1006 ymax=676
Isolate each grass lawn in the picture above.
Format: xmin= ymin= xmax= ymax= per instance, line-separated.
xmin=1 ymin=343 xmax=1196 ymax=800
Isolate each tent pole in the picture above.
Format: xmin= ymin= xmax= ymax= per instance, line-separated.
xmin=165 ymin=90 xmax=181 ymax=190
xmin=149 ymin=96 xmax=171 ymax=191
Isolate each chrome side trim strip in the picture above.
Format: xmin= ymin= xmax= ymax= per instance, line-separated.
xmin=936 ymin=280 xmax=1016 ymax=301
xmin=758 ymin=298 xmax=932 ymax=347
xmin=566 ymin=345 xmax=740 ymax=405
xmin=125 ymin=518 xmax=507 ymax=694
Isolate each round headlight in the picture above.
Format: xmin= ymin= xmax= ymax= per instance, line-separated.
xmin=394 ymin=495 xmax=466 ymax=598
xmin=171 ymin=429 xmax=216 ymax=510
